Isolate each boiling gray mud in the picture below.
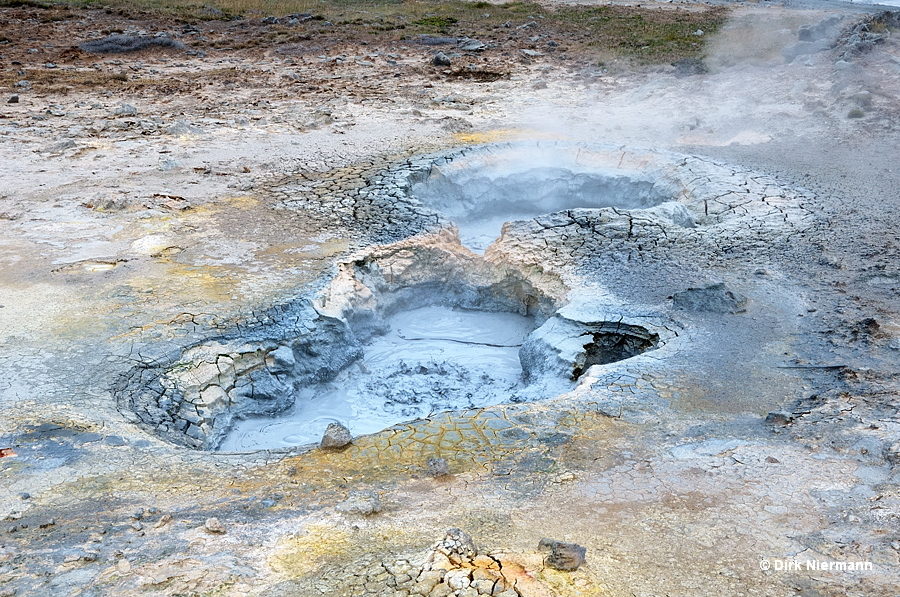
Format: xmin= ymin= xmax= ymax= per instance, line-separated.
xmin=217 ymin=305 xmax=536 ymax=451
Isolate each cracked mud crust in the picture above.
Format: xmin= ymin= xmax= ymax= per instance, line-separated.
xmin=2 ymin=2 xmax=900 ymax=596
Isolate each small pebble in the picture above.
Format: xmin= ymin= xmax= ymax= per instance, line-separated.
xmin=427 ymin=457 xmax=450 ymax=477
xmin=6 ymin=95 xmax=18 ymax=104
xmin=204 ymin=517 xmax=226 ymax=534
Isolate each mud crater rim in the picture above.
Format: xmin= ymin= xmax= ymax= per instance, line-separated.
xmin=409 ymin=145 xmax=694 ymax=253
xmin=117 ymin=291 xmax=664 ymax=454
xmin=114 ymin=143 xmax=694 ymax=453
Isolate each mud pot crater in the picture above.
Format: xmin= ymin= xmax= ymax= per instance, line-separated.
xmin=115 ymin=142 xmax=702 ymax=451
xmin=116 ymin=237 xmax=670 ymax=451
xmin=409 ymin=144 xmax=696 ymax=253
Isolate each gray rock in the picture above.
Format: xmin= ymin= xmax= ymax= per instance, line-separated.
xmin=438 ymin=528 xmax=477 ymax=564
xmin=204 ymin=517 xmax=226 ymax=533
xmin=433 ymin=52 xmax=452 ymax=67
xmin=40 ymin=139 xmax=76 ymax=154
xmin=458 ymin=38 xmax=486 ymax=52
xmin=538 ymin=538 xmax=586 ymax=571
xmin=782 ymin=39 xmax=832 ymax=64
xmin=416 ymin=35 xmax=458 ymax=46
xmin=765 ymin=412 xmax=793 ymax=426
xmin=427 ymin=457 xmax=450 ymax=477
xmin=13 ymin=80 xmax=30 ymax=89
xmin=320 ymin=422 xmax=352 ymax=449
xmin=672 ymin=283 xmax=747 ymax=314
xmin=337 ymin=491 xmax=381 ymax=515
xmin=798 ymin=15 xmax=842 ymax=42
xmin=521 ymin=49 xmax=542 ymax=58
xmin=113 ymin=103 xmax=138 ymax=117
xmin=167 ymin=121 xmax=203 ymax=136
xmin=7 ymin=95 xmax=18 ymax=104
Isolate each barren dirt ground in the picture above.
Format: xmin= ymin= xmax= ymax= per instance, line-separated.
xmin=2 ymin=1 xmax=900 ymax=596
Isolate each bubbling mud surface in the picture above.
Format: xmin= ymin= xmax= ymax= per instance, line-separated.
xmin=217 ymin=305 xmax=536 ymax=451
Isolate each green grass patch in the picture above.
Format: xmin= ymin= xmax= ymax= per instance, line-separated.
xmin=412 ymin=15 xmax=458 ymax=33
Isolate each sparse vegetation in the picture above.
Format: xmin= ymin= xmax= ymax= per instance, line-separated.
xmin=79 ymin=34 xmax=184 ymax=54
xmin=0 ymin=0 xmax=726 ymax=66
xmin=848 ymin=108 xmax=866 ymax=119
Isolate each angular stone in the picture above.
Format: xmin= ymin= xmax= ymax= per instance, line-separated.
xmin=538 ymin=538 xmax=586 ymax=571
xmin=427 ymin=457 xmax=450 ymax=477
xmin=204 ymin=517 xmax=226 ymax=534
xmin=432 ymin=52 xmax=451 ymax=67
xmin=321 ymin=422 xmax=352 ymax=449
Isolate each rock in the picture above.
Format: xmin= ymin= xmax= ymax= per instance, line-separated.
xmin=521 ymin=49 xmax=542 ymax=58
xmin=130 ymin=521 xmax=143 ymax=531
xmin=153 ymin=514 xmax=173 ymax=528
xmin=104 ymin=435 xmax=126 ymax=446
xmin=167 ymin=120 xmax=203 ymax=135
xmin=458 ymin=38 xmax=486 ymax=52
xmin=7 ymin=95 xmax=18 ymax=104
xmin=113 ymin=103 xmax=138 ymax=117
xmin=41 ymin=139 xmax=75 ymax=154
xmin=337 ymin=491 xmax=382 ymax=516
xmin=437 ymin=528 xmax=477 ymax=565
xmin=765 ymin=412 xmax=793 ymax=426
xmin=432 ymin=52 xmax=452 ymax=67
xmin=798 ymin=15 xmax=842 ymax=42
xmin=204 ymin=517 xmax=226 ymax=534
xmin=538 ymin=538 xmax=586 ymax=571
xmin=427 ymin=457 xmax=450 ymax=477
xmin=416 ymin=35 xmax=459 ymax=46
xmin=13 ymin=80 xmax=30 ymax=89
xmin=672 ymin=283 xmax=747 ymax=314
xmin=320 ymin=422 xmax=352 ymax=449
xmin=45 ymin=63 xmax=57 ymax=69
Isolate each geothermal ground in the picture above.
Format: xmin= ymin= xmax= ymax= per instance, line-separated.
xmin=2 ymin=0 xmax=900 ymax=596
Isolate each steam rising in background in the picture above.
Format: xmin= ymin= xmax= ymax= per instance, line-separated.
xmin=489 ymin=6 xmax=893 ymax=154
